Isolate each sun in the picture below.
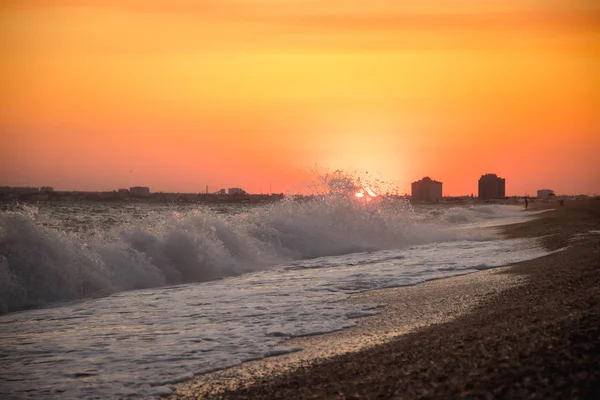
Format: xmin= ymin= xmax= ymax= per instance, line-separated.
xmin=355 ymin=188 xmax=377 ymax=201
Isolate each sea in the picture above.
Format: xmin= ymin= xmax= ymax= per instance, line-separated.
xmin=0 ymin=196 xmax=550 ymax=399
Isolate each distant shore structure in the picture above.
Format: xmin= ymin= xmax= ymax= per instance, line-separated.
xmin=537 ymin=189 xmax=555 ymax=199
xmin=478 ymin=174 xmax=506 ymax=200
xmin=411 ymin=177 xmax=442 ymax=202
xmin=0 ymin=187 xmax=39 ymax=195
xmin=228 ymin=188 xmax=247 ymax=196
xmin=129 ymin=186 xmax=150 ymax=197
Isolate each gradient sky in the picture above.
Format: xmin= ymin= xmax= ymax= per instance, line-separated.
xmin=2 ymin=0 xmax=599 ymax=195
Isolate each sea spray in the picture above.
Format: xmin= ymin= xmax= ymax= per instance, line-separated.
xmin=0 ymin=186 xmax=522 ymax=313
xmin=0 ymin=189 xmax=551 ymax=399
xmin=0 ymin=234 xmax=551 ymax=399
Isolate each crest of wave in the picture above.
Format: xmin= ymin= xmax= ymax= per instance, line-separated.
xmin=0 ymin=171 xmax=460 ymax=313
xmin=247 ymin=170 xmax=417 ymax=258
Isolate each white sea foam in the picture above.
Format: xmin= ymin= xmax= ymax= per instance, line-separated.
xmin=0 ymin=198 xmax=526 ymax=314
xmin=0 ymin=196 xmax=549 ymax=398
xmin=0 ymin=232 xmax=549 ymax=399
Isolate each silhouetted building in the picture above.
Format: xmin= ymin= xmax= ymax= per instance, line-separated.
xmin=411 ymin=177 xmax=442 ymax=202
xmin=40 ymin=186 xmax=54 ymax=192
xmin=228 ymin=188 xmax=247 ymax=196
xmin=130 ymin=186 xmax=150 ymax=197
xmin=478 ymin=174 xmax=506 ymax=200
xmin=537 ymin=189 xmax=555 ymax=199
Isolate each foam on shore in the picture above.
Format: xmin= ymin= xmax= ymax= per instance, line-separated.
xmin=171 ymin=266 xmax=524 ymax=399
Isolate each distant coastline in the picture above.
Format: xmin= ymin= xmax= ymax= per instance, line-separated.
xmin=0 ymin=187 xmax=285 ymax=205
xmin=0 ymin=185 xmax=594 ymax=206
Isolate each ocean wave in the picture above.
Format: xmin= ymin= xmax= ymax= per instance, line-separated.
xmin=0 ymin=197 xmax=520 ymax=313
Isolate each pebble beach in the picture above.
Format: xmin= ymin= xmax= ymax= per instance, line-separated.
xmin=172 ymin=200 xmax=600 ymax=399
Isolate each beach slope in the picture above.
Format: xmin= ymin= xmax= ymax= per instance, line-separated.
xmin=174 ymin=200 xmax=600 ymax=399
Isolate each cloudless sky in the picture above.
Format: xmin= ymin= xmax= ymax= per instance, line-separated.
xmin=1 ymin=0 xmax=599 ymax=195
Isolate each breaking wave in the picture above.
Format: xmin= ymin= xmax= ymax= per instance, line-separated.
xmin=0 ymin=190 xmax=522 ymax=314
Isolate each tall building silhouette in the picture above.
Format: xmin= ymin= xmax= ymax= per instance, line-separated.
xmin=478 ymin=174 xmax=505 ymax=200
xmin=411 ymin=177 xmax=442 ymax=202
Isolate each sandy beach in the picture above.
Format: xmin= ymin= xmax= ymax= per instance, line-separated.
xmin=172 ymin=200 xmax=600 ymax=399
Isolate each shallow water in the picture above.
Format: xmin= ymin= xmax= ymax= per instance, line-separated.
xmin=0 ymin=200 xmax=548 ymax=398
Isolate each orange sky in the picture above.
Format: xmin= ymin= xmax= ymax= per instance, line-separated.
xmin=1 ymin=0 xmax=599 ymax=195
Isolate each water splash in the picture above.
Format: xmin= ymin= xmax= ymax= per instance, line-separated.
xmin=0 ymin=191 xmax=523 ymax=313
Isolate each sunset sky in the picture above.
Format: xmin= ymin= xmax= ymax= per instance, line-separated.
xmin=1 ymin=0 xmax=599 ymax=195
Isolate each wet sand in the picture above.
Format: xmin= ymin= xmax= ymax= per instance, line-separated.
xmin=172 ymin=199 xmax=600 ymax=399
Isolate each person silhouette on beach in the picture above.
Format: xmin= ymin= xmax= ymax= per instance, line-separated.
xmin=524 ymin=197 xmax=529 ymax=210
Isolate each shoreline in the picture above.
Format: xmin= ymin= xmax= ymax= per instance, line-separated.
xmin=172 ymin=199 xmax=600 ymax=399
xmin=172 ymin=268 xmax=526 ymax=399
